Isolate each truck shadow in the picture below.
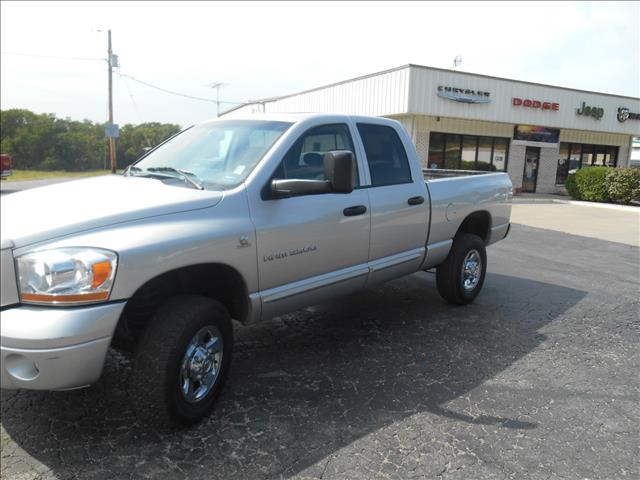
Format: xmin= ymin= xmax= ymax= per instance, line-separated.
xmin=1 ymin=272 xmax=586 ymax=479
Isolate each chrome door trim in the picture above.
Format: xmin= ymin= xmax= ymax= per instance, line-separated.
xmin=260 ymin=263 xmax=369 ymax=304
xmin=259 ymin=247 xmax=427 ymax=308
xmin=368 ymin=247 xmax=426 ymax=273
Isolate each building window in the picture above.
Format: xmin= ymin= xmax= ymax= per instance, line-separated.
xmin=555 ymin=142 xmax=618 ymax=184
xmin=428 ymin=133 xmax=445 ymax=169
xmin=477 ymin=137 xmax=493 ymax=170
xmin=461 ymin=136 xmax=477 ymax=169
xmin=606 ymin=146 xmax=617 ymax=167
xmin=493 ymin=138 xmax=508 ymax=171
xmin=427 ymin=132 xmax=509 ymax=172
xmin=568 ymin=144 xmax=581 ymax=171
xmin=444 ymin=134 xmax=461 ymax=169
xmin=581 ymin=144 xmax=594 ymax=167
xmin=555 ymin=143 xmax=570 ymax=185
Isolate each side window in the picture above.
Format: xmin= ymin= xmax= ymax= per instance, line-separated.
xmin=275 ymin=124 xmax=358 ymax=183
xmin=357 ymin=123 xmax=412 ymax=187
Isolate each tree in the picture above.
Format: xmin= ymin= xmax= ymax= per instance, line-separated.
xmin=0 ymin=109 xmax=181 ymax=171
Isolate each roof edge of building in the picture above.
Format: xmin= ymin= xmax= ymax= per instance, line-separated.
xmin=221 ymin=63 xmax=639 ymax=116
xmin=407 ymin=63 xmax=640 ymax=101
xmin=220 ymin=65 xmax=413 ymax=116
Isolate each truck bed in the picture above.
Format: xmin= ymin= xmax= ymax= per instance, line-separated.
xmin=421 ymin=168 xmax=513 ymax=262
xmin=423 ymin=168 xmax=494 ymax=181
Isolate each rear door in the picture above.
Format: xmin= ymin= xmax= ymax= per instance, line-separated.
xmin=356 ymin=122 xmax=430 ymax=285
xmin=250 ymin=122 xmax=371 ymax=319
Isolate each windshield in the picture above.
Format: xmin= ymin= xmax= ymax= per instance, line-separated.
xmin=131 ymin=120 xmax=292 ymax=190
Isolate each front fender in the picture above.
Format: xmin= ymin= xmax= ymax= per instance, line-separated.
xmin=12 ymin=188 xmax=259 ymax=301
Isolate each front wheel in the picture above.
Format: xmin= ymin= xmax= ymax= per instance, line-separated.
xmin=436 ymin=233 xmax=487 ymax=305
xmin=129 ymin=295 xmax=233 ymax=426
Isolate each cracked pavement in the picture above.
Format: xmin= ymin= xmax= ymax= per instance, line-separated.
xmin=1 ymin=224 xmax=639 ymax=479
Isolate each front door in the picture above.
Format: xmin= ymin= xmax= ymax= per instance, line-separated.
xmin=251 ymin=123 xmax=371 ymax=319
xmin=522 ymin=147 xmax=540 ymax=193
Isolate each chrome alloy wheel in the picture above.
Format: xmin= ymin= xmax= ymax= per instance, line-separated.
xmin=180 ymin=326 xmax=223 ymax=403
xmin=461 ymin=249 xmax=482 ymax=291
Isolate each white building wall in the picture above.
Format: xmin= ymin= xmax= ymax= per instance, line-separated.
xmin=224 ymin=67 xmax=411 ymax=118
xmin=535 ymin=146 xmax=565 ymax=194
xmin=508 ymin=144 xmax=526 ymax=191
xmin=409 ymin=66 xmax=640 ymax=136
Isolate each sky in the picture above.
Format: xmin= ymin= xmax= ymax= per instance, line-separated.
xmin=1 ymin=1 xmax=639 ymax=128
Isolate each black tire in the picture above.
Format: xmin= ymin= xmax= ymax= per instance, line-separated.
xmin=436 ymin=233 xmax=487 ymax=305
xmin=129 ymin=295 xmax=233 ymax=426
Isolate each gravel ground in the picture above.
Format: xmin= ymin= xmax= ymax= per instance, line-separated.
xmin=1 ymin=224 xmax=638 ymax=480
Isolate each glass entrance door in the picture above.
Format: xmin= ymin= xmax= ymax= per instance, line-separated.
xmin=522 ymin=147 xmax=540 ymax=193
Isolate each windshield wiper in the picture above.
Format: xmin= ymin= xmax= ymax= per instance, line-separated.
xmin=145 ymin=167 xmax=205 ymax=190
xmin=125 ymin=165 xmax=175 ymax=180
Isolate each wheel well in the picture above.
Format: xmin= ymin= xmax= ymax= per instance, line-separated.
xmin=457 ymin=211 xmax=491 ymax=244
xmin=112 ymin=263 xmax=248 ymax=351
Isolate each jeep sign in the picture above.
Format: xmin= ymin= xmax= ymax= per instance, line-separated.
xmin=576 ymin=102 xmax=604 ymax=120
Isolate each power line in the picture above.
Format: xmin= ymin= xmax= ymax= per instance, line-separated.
xmin=118 ymin=73 xmax=245 ymax=105
xmin=120 ymin=75 xmax=155 ymax=147
xmin=1 ymin=51 xmax=105 ymax=62
xmin=2 ymin=49 xmax=247 ymax=108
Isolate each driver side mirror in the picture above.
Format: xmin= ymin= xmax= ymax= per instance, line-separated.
xmin=270 ymin=150 xmax=356 ymax=198
xmin=323 ymin=150 xmax=356 ymax=194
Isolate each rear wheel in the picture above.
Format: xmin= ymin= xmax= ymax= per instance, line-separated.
xmin=129 ymin=295 xmax=233 ymax=426
xmin=436 ymin=233 xmax=487 ymax=305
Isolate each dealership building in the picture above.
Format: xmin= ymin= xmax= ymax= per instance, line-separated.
xmin=223 ymin=64 xmax=640 ymax=194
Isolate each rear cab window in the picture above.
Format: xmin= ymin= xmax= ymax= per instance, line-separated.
xmin=357 ymin=123 xmax=412 ymax=187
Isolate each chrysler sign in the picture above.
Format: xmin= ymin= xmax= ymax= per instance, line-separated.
xmin=437 ymin=86 xmax=491 ymax=104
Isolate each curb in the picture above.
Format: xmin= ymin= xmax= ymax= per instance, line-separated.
xmin=558 ymin=199 xmax=640 ymax=212
xmin=513 ymin=197 xmax=640 ymax=212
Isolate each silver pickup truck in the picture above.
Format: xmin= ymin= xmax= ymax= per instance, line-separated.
xmin=0 ymin=114 xmax=512 ymax=424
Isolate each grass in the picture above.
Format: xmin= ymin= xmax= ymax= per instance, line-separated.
xmin=4 ymin=170 xmax=120 ymax=182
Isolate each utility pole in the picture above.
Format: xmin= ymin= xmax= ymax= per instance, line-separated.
xmin=107 ymin=30 xmax=116 ymax=173
xmin=209 ymin=82 xmax=225 ymax=117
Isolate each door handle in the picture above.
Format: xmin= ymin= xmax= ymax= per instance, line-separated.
xmin=407 ymin=196 xmax=425 ymax=205
xmin=343 ymin=205 xmax=367 ymax=216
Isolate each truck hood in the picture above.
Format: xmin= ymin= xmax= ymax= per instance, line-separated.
xmin=1 ymin=175 xmax=223 ymax=249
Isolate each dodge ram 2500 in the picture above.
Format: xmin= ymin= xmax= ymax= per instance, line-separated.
xmin=0 ymin=114 xmax=512 ymax=424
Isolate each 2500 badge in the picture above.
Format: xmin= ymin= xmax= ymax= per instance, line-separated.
xmin=263 ymin=245 xmax=317 ymax=262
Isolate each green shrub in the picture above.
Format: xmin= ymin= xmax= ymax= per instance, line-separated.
xmin=574 ymin=167 xmax=610 ymax=202
xmin=565 ymin=173 xmax=579 ymax=199
xmin=607 ymin=168 xmax=640 ymax=204
xmin=460 ymin=160 xmax=497 ymax=171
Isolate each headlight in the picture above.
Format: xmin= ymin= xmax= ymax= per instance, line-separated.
xmin=17 ymin=247 xmax=118 ymax=305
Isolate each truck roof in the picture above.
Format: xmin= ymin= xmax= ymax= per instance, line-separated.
xmin=199 ymin=112 xmax=401 ymax=127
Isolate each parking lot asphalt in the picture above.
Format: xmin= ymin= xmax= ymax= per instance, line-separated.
xmin=1 ymin=222 xmax=639 ymax=479
xmin=511 ymin=202 xmax=640 ymax=247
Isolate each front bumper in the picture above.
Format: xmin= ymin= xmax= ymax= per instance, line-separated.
xmin=1 ymin=301 xmax=126 ymax=390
